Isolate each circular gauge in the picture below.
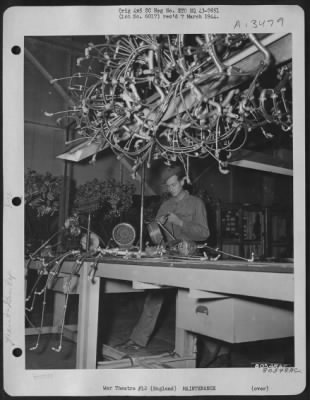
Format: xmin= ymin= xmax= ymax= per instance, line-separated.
xmin=112 ymin=223 xmax=136 ymax=248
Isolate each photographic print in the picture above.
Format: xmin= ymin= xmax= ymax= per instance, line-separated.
xmin=3 ymin=4 xmax=306 ymax=396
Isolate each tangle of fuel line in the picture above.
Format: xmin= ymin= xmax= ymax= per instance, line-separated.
xmin=46 ymin=34 xmax=292 ymax=176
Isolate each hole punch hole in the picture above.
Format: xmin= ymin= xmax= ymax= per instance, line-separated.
xmin=11 ymin=46 xmax=21 ymax=55
xmin=12 ymin=348 xmax=22 ymax=357
xmin=12 ymin=197 xmax=22 ymax=206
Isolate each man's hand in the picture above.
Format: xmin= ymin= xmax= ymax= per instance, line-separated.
xmin=157 ymin=215 xmax=168 ymax=224
xmin=166 ymin=212 xmax=183 ymax=227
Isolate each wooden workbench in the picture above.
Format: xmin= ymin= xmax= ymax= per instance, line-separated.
xmin=26 ymin=256 xmax=294 ymax=369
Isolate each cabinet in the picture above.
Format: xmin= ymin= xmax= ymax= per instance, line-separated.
xmin=265 ymin=207 xmax=293 ymax=258
xmin=216 ymin=203 xmax=292 ymax=260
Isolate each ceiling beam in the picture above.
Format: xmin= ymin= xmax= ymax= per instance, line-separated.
xmin=24 ymin=47 xmax=75 ymax=107
xmin=26 ymin=37 xmax=85 ymax=55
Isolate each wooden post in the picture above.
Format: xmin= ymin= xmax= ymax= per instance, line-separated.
xmin=174 ymin=290 xmax=197 ymax=368
xmin=76 ymin=263 xmax=101 ymax=369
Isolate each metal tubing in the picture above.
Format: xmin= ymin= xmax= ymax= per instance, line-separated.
xmin=86 ymin=213 xmax=91 ymax=252
xmin=204 ymin=34 xmax=225 ymax=73
xmin=248 ymin=34 xmax=271 ymax=68
xmin=139 ymin=162 xmax=145 ymax=253
xmin=29 ymin=228 xmax=64 ymax=258
xmin=157 ymin=221 xmax=176 ymax=240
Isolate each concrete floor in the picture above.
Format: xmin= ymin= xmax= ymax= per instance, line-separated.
xmin=25 ymin=290 xmax=294 ymax=369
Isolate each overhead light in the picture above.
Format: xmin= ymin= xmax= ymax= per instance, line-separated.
xmin=229 ymin=159 xmax=293 ymax=176
xmin=229 ymin=149 xmax=293 ymax=176
xmin=57 ymin=140 xmax=107 ymax=162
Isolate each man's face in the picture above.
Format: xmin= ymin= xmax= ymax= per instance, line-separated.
xmin=166 ymin=175 xmax=184 ymax=197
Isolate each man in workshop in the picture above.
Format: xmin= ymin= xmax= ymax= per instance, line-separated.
xmin=117 ymin=164 xmax=230 ymax=367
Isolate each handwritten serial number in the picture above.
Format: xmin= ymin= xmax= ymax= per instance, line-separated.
xmin=234 ymin=18 xmax=284 ymax=29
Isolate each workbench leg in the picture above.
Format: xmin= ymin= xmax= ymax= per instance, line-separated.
xmin=174 ymin=328 xmax=197 ymax=368
xmin=175 ymin=291 xmax=197 ymax=368
xmin=76 ymin=264 xmax=100 ymax=369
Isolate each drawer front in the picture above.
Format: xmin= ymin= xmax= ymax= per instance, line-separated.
xmin=176 ymin=290 xmax=294 ymax=343
xmin=176 ymin=290 xmax=235 ymax=342
xmin=232 ymin=298 xmax=294 ymax=342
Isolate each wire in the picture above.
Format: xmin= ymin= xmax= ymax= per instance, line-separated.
xmin=45 ymin=34 xmax=292 ymax=173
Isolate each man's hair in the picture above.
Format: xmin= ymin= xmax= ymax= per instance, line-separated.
xmin=161 ymin=165 xmax=185 ymax=183
xmin=175 ymin=167 xmax=186 ymax=181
